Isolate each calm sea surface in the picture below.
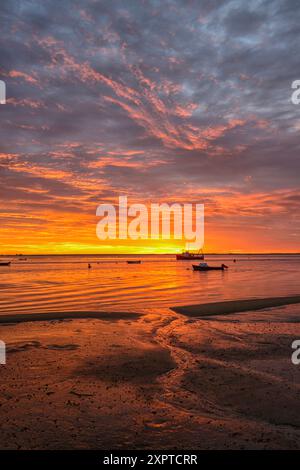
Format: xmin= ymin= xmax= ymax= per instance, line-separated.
xmin=0 ymin=254 xmax=300 ymax=314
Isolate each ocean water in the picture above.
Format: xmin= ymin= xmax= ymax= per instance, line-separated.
xmin=0 ymin=254 xmax=299 ymax=314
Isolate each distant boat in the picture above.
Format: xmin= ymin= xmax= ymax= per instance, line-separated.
xmin=193 ymin=263 xmax=228 ymax=271
xmin=18 ymin=257 xmax=27 ymax=261
xmin=176 ymin=249 xmax=204 ymax=260
xmin=127 ymin=260 xmax=141 ymax=264
xmin=0 ymin=261 xmax=11 ymax=266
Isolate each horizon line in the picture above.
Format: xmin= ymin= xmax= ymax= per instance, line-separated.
xmin=1 ymin=252 xmax=300 ymax=256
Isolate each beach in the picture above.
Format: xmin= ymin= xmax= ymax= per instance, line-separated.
xmin=1 ymin=0 xmax=300 ymax=458
xmin=1 ymin=296 xmax=300 ymax=449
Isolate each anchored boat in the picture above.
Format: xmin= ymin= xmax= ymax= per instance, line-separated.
xmin=176 ymin=249 xmax=204 ymax=260
xmin=193 ymin=263 xmax=228 ymax=271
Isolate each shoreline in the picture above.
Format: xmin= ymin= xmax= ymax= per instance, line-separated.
xmin=172 ymin=295 xmax=300 ymax=317
xmin=1 ymin=304 xmax=300 ymax=448
xmin=0 ymin=311 xmax=141 ymax=324
xmin=1 ymin=295 xmax=300 ymax=324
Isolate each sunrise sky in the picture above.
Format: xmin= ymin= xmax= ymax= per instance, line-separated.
xmin=0 ymin=0 xmax=299 ymax=254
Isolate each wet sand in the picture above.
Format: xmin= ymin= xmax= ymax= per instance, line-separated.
xmin=1 ymin=298 xmax=300 ymax=449
xmin=0 ymin=311 xmax=141 ymax=324
xmin=172 ymin=295 xmax=300 ymax=317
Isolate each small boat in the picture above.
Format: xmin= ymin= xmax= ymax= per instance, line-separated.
xmin=127 ymin=260 xmax=141 ymax=264
xmin=193 ymin=263 xmax=228 ymax=271
xmin=0 ymin=261 xmax=11 ymax=266
xmin=176 ymin=249 xmax=204 ymax=260
xmin=18 ymin=257 xmax=27 ymax=261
